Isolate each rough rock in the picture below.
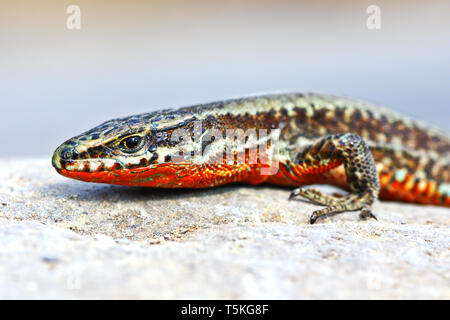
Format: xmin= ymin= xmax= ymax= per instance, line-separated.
xmin=0 ymin=158 xmax=449 ymax=299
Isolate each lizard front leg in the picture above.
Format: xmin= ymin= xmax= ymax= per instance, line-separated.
xmin=289 ymin=133 xmax=380 ymax=223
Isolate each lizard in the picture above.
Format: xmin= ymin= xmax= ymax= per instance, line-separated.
xmin=52 ymin=93 xmax=450 ymax=223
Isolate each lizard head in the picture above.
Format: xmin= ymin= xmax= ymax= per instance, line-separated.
xmin=52 ymin=109 xmax=200 ymax=187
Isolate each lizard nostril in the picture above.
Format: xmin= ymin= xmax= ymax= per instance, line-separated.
xmin=61 ymin=149 xmax=73 ymax=160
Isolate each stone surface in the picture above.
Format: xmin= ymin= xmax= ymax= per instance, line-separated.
xmin=0 ymin=158 xmax=449 ymax=299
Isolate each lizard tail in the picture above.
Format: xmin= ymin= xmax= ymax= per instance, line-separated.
xmin=374 ymin=152 xmax=450 ymax=207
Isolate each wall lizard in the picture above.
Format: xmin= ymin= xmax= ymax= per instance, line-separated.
xmin=52 ymin=93 xmax=450 ymax=223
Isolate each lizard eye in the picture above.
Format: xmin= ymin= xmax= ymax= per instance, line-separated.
xmin=120 ymin=136 xmax=143 ymax=152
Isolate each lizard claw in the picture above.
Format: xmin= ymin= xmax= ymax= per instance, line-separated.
xmin=359 ymin=209 xmax=378 ymax=221
xmin=309 ymin=215 xmax=318 ymax=224
xmin=288 ymin=189 xmax=299 ymax=201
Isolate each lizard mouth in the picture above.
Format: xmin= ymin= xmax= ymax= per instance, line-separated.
xmin=51 ymin=153 xmax=130 ymax=185
xmin=52 ymin=141 xmax=125 ymax=173
xmin=52 ymin=144 xmax=185 ymax=187
xmin=51 ymin=155 xmax=119 ymax=185
xmin=54 ymin=160 xmax=195 ymax=188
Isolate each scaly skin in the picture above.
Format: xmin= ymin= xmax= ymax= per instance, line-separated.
xmin=52 ymin=93 xmax=450 ymax=223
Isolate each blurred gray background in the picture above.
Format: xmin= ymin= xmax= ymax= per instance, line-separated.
xmin=1 ymin=0 xmax=449 ymax=157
